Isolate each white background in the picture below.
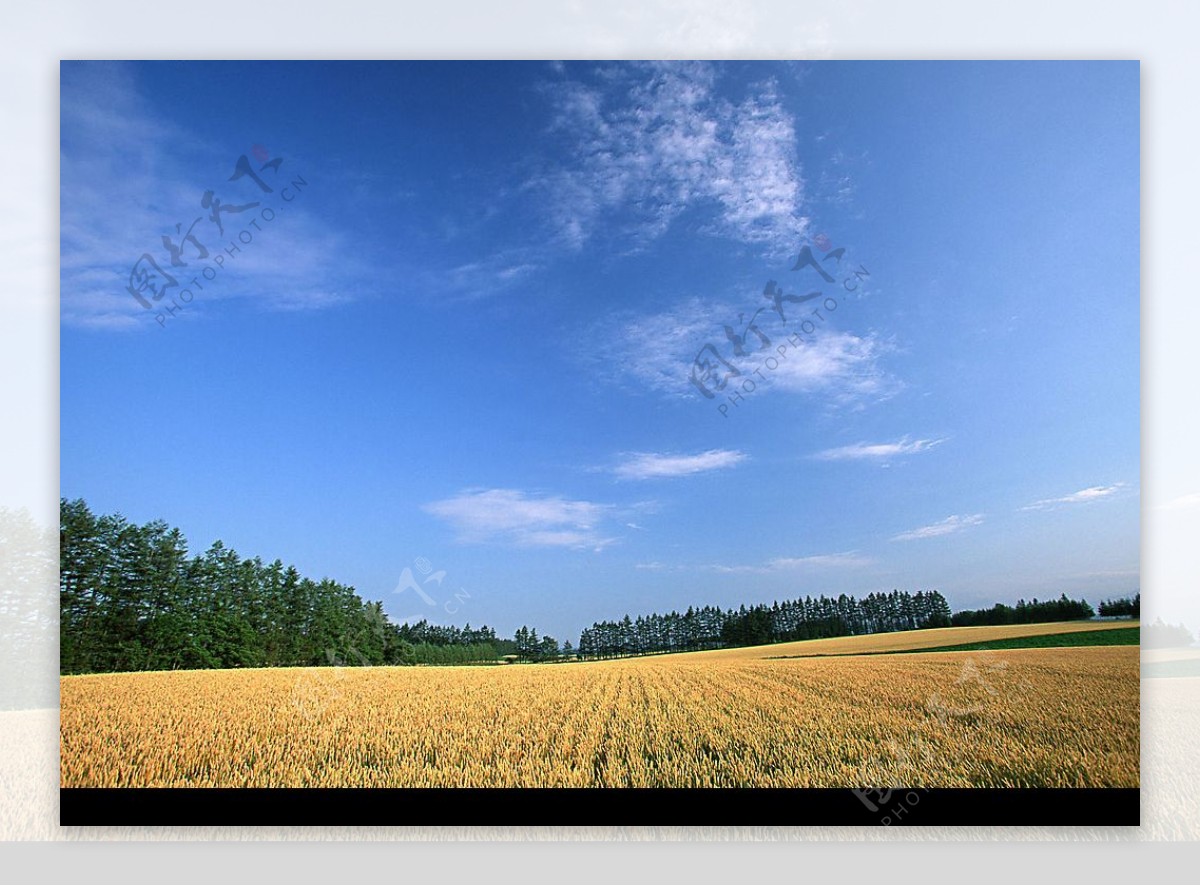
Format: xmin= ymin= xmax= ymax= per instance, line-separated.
xmin=2 ymin=0 xmax=1196 ymax=881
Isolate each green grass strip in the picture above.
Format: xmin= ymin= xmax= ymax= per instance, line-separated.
xmin=877 ymin=626 xmax=1140 ymax=654
xmin=770 ymin=627 xmax=1140 ymax=659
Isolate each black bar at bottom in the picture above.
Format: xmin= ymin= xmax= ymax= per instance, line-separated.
xmin=60 ymin=787 xmax=1138 ymax=826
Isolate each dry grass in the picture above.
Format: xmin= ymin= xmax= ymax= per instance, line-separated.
xmin=61 ymin=636 xmax=1138 ymax=789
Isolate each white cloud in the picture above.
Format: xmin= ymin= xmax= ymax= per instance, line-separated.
xmin=594 ymin=297 xmax=897 ymax=406
xmin=1021 ymin=484 xmax=1125 ymax=512
xmin=614 ymin=449 xmax=746 ymax=480
xmin=423 ymin=488 xmax=617 ymax=551
xmin=537 ymin=62 xmax=807 ymax=255
xmin=814 ymin=437 xmax=946 ymax=461
xmin=767 ymin=552 xmax=873 ymax=569
xmin=891 ymin=514 xmax=984 ymax=542
xmin=709 ymin=551 xmax=871 ymax=573
xmin=765 ymin=331 xmax=898 ymax=399
xmin=594 ymin=297 xmax=729 ymax=393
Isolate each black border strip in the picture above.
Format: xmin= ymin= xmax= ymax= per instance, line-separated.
xmin=60 ymin=787 xmax=1139 ymax=826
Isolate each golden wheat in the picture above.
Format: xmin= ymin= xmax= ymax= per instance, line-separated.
xmin=60 ymin=627 xmax=1138 ymax=789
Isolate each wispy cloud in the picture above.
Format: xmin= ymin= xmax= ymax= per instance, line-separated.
xmin=1021 ymin=484 xmax=1125 ymax=512
xmin=766 ymin=552 xmax=873 ymax=569
xmin=535 ymin=62 xmax=807 ymax=255
xmin=594 ymin=296 xmax=898 ymax=406
xmin=708 ymin=551 xmax=872 ymax=573
xmin=61 ymin=62 xmax=362 ymax=330
xmin=765 ymin=330 xmax=898 ymax=400
xmin=814 ymin=437 xmax=946 ymax=462
xmin=891 ymin=514 xmax=984 ymax=542
xmin=614 ymin=449 xmax=747 ymax=480
xmin=593 ymin=296 xmax=731 ymax=393
xmin=423 ymin=488 xmax=618 ymax=551
xmin=812 ymin=148 xmax=865 ymax=208
xmin=436 ymin=250 xmax=543 ymax=300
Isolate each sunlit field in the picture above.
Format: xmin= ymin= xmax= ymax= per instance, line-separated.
xmin=702 ymin=619 xmax=1138 ymax=659
xmin=60 ymin=623 xmax=1138 ymax=789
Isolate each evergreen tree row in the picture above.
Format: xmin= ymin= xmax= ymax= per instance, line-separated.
xmin=60 ymin=498 xmax=1119 ymax=675
xmin=949 ymin=594 xmax=1095 ymax=627
xmin=59 ymin=499 xmax=512 ymax=674
xmin=513 ymin=625 xmax=567 ymax=662
xmin=409 ymin=642 xmax=508 ymax=665
xmin=394 ymin=619 xmax=510 ymax=650
xmin=1098 ymin=593 xmax=1140 ymax=618
xmin=577 ymin=590 xmax=954 ymax=659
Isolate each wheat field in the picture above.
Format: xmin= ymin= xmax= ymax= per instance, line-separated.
xmin=60 ymin=626 xmax=1138 ymax=789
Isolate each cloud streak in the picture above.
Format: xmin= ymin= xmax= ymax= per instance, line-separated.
xmin=814 ymin=437 xmax=945 ymax=462
xmin=891 ymin=514 xmax=984 ymax=542
xmin=708 ymin=551 xmax=872 ymax=573
xmin=423 ymin=488 xmax=618 ymax=551
xmin=1021 ymin=484 xmax=1125 ymax=511
xmin=614 ymin=449 xmax=747 ymax=480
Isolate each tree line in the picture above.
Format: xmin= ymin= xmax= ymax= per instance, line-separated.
xmin=577 ymin=590 xmax=954 ymax=659
xmin=949 ymin=594 xmax=1096 ymax=627
xmin=395 ymin=620 xmax=519 ymax=663
xmin=61 ymin=498 xmax=1131 ymax=675
xmin=59 ymin=499 xmax=510 ymax=674
xmin=1098 ymin=593 xmax=1140 ymax=618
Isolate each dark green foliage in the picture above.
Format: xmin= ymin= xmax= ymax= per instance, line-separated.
xmin=410 ymin=642 xmax=500 ymax=665
xmin=59 ymin=499 xmax=518 ymax=674
xmin=881 ymin=626 xmax=1140 ymax=654
xmin=510 ymin=626 xmax=561 ymax=662
xmin=1098 ymin=593 xmax=1140 ymax=618
xmin=395 ymin=619 xmax=503 ymax=649
xmin=950 ymin=594 xmax=1094 ymax=627
xmin=576 ymin=590 xmax=955 ymax=659
xmin=770 ymin=626 xmax=1141 ymax=659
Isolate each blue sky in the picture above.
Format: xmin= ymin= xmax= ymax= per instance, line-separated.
xmin=60 ymin=60 xmax=1140 ymax=643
